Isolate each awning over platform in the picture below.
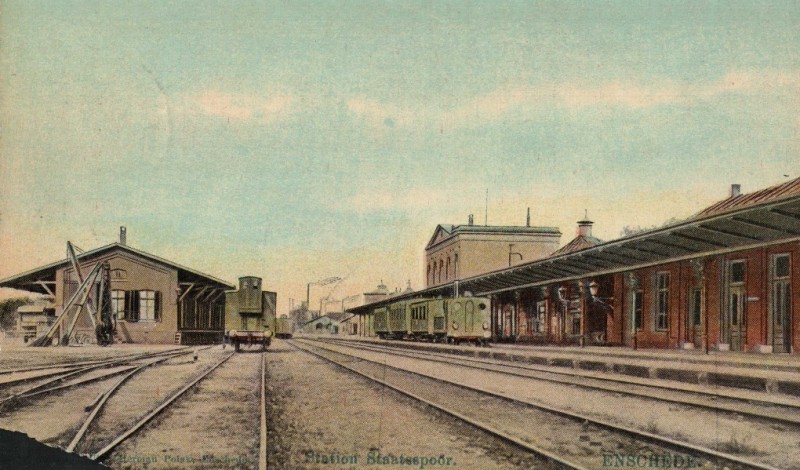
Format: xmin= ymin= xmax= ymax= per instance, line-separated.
xmin=351 ymin=193 xmax=800 ymax=314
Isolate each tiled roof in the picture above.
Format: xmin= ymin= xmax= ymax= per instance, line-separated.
xmin=550 ymin=235 xmax=604 ymax=256
xmin=324 ymin=311 xmax=349 ymax=322
xmin=693 ymin=176 xmax=800 ymax=219
xmin=0 ymin=243 xmax=234 ymax=291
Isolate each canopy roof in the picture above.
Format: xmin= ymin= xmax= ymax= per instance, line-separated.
xmin=352 ymin=178 xmax=800 ymax=314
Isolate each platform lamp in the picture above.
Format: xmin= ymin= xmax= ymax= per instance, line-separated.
xmin=557 ymin=286 xmax=567 ymax=343
xmin=626 ymin=273 xmax=640 ymax=351
xmin=589 ymin=280 xmax=600 ymax=299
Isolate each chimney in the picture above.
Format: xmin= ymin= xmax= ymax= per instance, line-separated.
xmin=526 ymin=208 xmax=531 ymax=227
xmin=730 ymin=184 xmax=741 ymax=198
xmin=468 ymin=214 xmax=474 ymax=226
xmin=119 ymin=226 xmax=127 ymax=245
xmin=577 ymin=212 xmax=593 ymax=238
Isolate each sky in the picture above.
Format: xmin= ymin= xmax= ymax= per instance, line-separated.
xmin=1 ymin=1 xmax=799 ymax=313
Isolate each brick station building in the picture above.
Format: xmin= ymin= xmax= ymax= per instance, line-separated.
xmin=354 ymin=177 xmax=800 ymax=354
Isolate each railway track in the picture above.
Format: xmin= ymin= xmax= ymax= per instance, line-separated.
xmin=86 ymin=351 xmax=235 ymax=461
xmin=2 ymin=346 xmax=270 ymax=467
xmin=0 ymin=347 xmax=190 ymax=376
xmin=259 ymin=351 xmax=268 ymax=470
xmin=317 ymin=337 xmax=800 ymax=427
xmin=0 ymin=348 xmax=202 ymax=407
xmin=291 ymin=338 xmax=778 ymax=470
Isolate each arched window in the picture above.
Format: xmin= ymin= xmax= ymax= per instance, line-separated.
xmin=432 ymin=263 xmax=437 ymax=285
xmin=454 ymin=254 xmax=459 ymax=279
xmin=446 ymin=257 xmax=451 ymax=280
xmin=439 ymin=259 xmax=444 ymax=283
xmin=427 ymin=263 xmax=432 ymax=285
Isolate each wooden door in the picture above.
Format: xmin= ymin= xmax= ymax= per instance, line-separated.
xmin=728 ymin=285 xmax=746 ymax=351
xmin=688 ymin=288 xmax=703 ymax=348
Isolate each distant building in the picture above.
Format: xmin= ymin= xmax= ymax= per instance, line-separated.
xmin=425 ymin=214 xmax=561 ymax=287
xmin=363 ymin=281 xmax=390 ymax=305
xmin=16 ymin=300 xmax=56 ymax=343
xmin=550 ymin=217 xmax=603 ymax=256
xmin=301 ymin=311 xmax=349 ymax=334
xmin=338 ymin=314 xmax=358 ymax=335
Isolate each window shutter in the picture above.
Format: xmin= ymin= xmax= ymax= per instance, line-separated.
xmin=154 ymin=291 xmax=162 ymax=322
xmin=124 ymin=291 xmax=132 ymax=321
xmin=130 ymin=291 xmax=140 ymax=322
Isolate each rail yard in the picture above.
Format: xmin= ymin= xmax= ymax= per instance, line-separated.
xmin=0 ymin=336 xmax=798 ymax=469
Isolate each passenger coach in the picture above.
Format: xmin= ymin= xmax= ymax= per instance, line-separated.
xmin=373 ymin=295 xmax=490 ymax=345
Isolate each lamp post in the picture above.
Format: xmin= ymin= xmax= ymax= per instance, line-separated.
xmin=589 ymin=280 xmax=600 ymax=298
xmin=557 ymin=286 xmax=567 ymax=343
xmin=626 ymin=273 xmax=640 ymax=351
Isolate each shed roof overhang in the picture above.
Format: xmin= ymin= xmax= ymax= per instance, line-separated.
xmin=350 ymin=194 xmax=800 ymax=314
xmin=0 ymin=243 xmax=234 ymax=295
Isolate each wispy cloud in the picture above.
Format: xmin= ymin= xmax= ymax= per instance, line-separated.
xmin=343 ymin=70 xmax=800 ymax=131
xmin=345 ymin=95 xmax=415 ymax=129
xmin=179 ymin=90 xmax=299 ymax=123
xmin=444 ymin=72 xmax=800 ymax=128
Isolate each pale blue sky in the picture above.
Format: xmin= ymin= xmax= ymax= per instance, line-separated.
xmin=1 ymin=1 xmax=799 ymax=311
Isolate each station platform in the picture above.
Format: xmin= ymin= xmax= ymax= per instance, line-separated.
xmin=311 ymin=335 xmax=800 ymax=398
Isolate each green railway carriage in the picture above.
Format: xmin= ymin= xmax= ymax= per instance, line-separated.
xmin=387 ymin=302 xmax=410 ymax=337
xmin=447 ymin=296 xmax=491 ymax=344
xmin=374 ymin=306 xmax=389 ymax=337
xmin=409 ymin=298 xmax=446 ymax=340
xmin=275 ymin=315 xmax=294 ymax=339
xmin=374 ymin=296 xmax=491 ymax=344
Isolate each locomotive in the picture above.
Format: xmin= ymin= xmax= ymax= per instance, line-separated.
xmin=373 ymin=296 xmax=491 ymax=345
xmin=224 ymin=276 xmax=279 ymax=351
